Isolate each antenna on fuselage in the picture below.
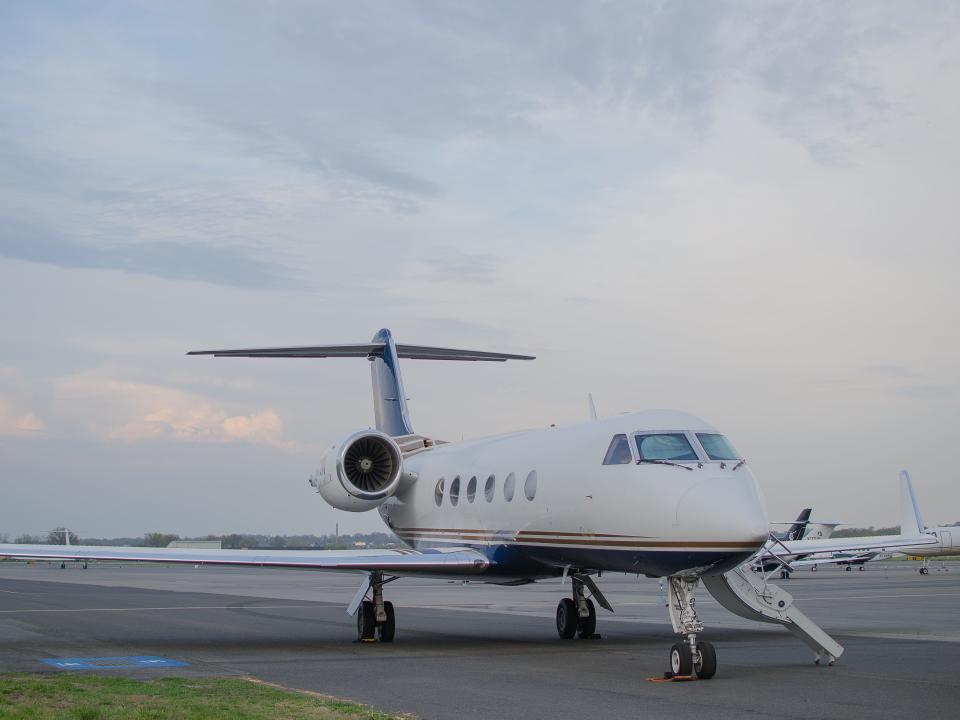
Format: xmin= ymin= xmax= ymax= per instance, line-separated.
xmin=588 ymin=393 xmax=598 ymax=421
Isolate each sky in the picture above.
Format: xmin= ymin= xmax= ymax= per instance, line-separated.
xmin=1 ymin=1 xmax=958 ymax=538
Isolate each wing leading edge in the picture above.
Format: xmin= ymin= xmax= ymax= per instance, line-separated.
xmin=187 ymin=343 xmax=534 ymax=362
xmin=0 ymin=544 xmax=489 ymax=574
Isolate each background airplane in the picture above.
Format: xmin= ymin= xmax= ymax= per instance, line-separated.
xmin=755 ymin=509 xmax=842 ymax=577
xmin=781 ymin=472 xmax=956 ymax=574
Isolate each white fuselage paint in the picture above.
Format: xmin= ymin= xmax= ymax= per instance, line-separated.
xmin=900 ymin=527 xmax=956 ymax=558
xmin=375 ymin=409 xmax=770 ymax=579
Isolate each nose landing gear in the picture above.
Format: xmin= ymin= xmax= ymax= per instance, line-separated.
xmin=665 ymin=575 xmax=717 ymax=680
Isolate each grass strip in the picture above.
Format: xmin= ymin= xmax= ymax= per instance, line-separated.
xmin=0 ymin=674 xmax=403 ymax=720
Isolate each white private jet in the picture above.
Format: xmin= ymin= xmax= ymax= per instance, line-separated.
xmin=770 ymin=471 xmax=957 ymax=575
xmin=0 ymin=329 xmax=941 ymax=679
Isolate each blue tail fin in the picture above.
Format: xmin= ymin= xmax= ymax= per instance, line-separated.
xmin=369 ymin=329 xmax=414 ymax=436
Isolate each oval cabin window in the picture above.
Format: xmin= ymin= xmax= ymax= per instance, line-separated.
xmin=450 ymin=476 xmax=460 ymax=507
xmin=484 ymin=474 xmax=495 ymax=502
xmin=524 ymin=470 xmax=538 ymax=501
xmin=503 ymin=472 xmax=515 ymax=502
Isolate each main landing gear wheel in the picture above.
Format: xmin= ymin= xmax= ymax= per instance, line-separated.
xmin=577 ymin=598 xmax=597 ymax=639
xmin=844 ymin=566 xmax=852 ymax=572
xmin=357 ymin=600 xmax=377 ymax=641
xmin=377 ymin=601 xmax=395 ymax=643
xmin=694 ymin=641 xmax=717 ymax=679
xmin=920 ymin=567 xmax=929 ymax=575
xmin=556 ymin=598 xmax=578 ymax=639
xmin=670 ymin=642 xmax=693 ymax=676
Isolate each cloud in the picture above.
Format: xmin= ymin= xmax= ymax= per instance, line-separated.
xmin=0 ymin=368 xmax=46 ymax=437
xmin=0 ymin=399 xmax=45 ymax=437
xmin=0 ymin=224 xmax=292 ymax=289
xmin=865 ymin=365 xmax=921 ymax=379
xmin=55 ymin=371 xmax=293 ymax=448
xmin=412 ymin=246 xmax=501 ymax=284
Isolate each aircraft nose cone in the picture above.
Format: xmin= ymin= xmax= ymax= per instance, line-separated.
xmin=675 ymin=474 xmax=769 ymax=548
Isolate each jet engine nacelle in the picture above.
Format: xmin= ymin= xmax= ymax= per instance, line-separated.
xmin=316 ymin=430 xmax=404 ymax=512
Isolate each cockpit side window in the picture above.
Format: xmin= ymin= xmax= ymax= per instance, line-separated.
xmin=696 ymin=433 xmax=740 ymax=461
xmin=635 ymin=433 xmax=698 ymax=461
xmin=602 ymin=434 xmax=633 ymax=465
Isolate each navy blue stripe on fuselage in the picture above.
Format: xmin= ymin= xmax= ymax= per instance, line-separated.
xmin=410 ymin=540 xmax=754 ymax=578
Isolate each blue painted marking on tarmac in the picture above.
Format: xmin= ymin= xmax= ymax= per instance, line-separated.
xmin=41 ymin=656 xmax=189 ymax=670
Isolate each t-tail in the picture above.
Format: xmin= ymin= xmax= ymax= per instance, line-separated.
xmin=188 ymin=328 xmax=534 ymax=436
xmin=786 ymin=508 xmax=813 ymax=541
xmin=899 ymin=469 xmax=925 ymax=537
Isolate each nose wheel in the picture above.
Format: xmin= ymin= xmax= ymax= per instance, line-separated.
xmin=664 ymin=576 xmax=718 ymax=680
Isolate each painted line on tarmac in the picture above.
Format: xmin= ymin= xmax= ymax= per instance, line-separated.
xmin=0 ymin=604 xmax=320 ymax=614
xmin=0 ymin=589 xmax=19 ymax=594
xmin=801 ymin=592 xmax=960 ymax=601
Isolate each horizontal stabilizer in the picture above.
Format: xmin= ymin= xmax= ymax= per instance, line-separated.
xmin=188 ymin=343 xmax=534 ymax=362
xmin=188 ymin=328 xmax=533 ymax=437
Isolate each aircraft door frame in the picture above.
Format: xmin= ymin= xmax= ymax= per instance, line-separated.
xmin=941 ymin=530 xmax=953 ymax=549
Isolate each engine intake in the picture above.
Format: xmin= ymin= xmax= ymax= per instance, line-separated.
xmin=316 ymin=430 xmax=404 ymax=512
xmin=341 ymin=433 xmax=402 ymax=496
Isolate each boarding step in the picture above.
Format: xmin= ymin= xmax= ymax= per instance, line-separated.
xmin=702 ymin=564 xmax=844 ymax=664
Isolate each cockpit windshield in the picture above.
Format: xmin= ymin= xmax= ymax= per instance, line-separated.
xmin=635 ymin=433 xmax=698 ymax=462
xmin=696 ymin=433 xmax=740 ymax=461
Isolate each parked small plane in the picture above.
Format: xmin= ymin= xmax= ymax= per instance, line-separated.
xmin=0 ymin=330 xmax=940 ymax=678
xmin=755 ymin=509 xmax=842 ymax=577
xmin=779 ymin=472 xmax=956 ymax=575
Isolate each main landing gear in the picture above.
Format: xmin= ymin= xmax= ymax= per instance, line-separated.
xmin=556 ymin=576 xmax=598 ymax=639
xmin=665 ymin=576 xmax=717 ymax=680
xmin=919 ymin=558 xmax=930 ymax=575
xmin=354 ymin=572 xmax=396 ymax=643
xmin=555 ymin=573 xmax=611 ymax=640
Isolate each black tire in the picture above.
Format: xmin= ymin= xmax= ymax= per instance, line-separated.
xmin=357 ymin=600 xmax=376 ymax=641
xmin=556 ymin=598 xmax=577 ymax=639
xmin=577 ymin=598 xmax=596 ymax=638
xmin=845 ymin=566 xmax=852 ymax=572
xmin=858 ymin=566 xmax=865 ymax=572
xmin=670 ymin=642 xmax=693 ymax=676
xmin=695 ymin=641 xmax=717 ymax=679
xmin=378 ymin=601 xmax=395 ymax=643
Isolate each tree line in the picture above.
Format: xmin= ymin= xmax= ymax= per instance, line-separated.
xmin=0 ymin=529 xmax=400 ymax=549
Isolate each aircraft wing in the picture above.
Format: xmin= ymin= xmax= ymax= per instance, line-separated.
xmin=760 ymin=533 xmax=937 ymax=564
xmin=0 ymin=543 xmax=488 ymax=575
xmin=787 ymin=551 xmax=880 ymax=568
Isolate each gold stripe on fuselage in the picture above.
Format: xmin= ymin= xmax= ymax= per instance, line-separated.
xmin=394 ymin=528 xmax=761 ymax=550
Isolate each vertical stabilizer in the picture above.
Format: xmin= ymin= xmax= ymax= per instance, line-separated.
xmin=369 ymin=329 xmax=414 ymax=437
xmin=786 ymin=508 xmax=813 ymax=541
xmin=899 ymin=470 xmax=924 ymax=536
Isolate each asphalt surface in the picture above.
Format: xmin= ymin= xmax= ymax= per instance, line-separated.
xmin=1 ymin=560 xmax=958 ymax=719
